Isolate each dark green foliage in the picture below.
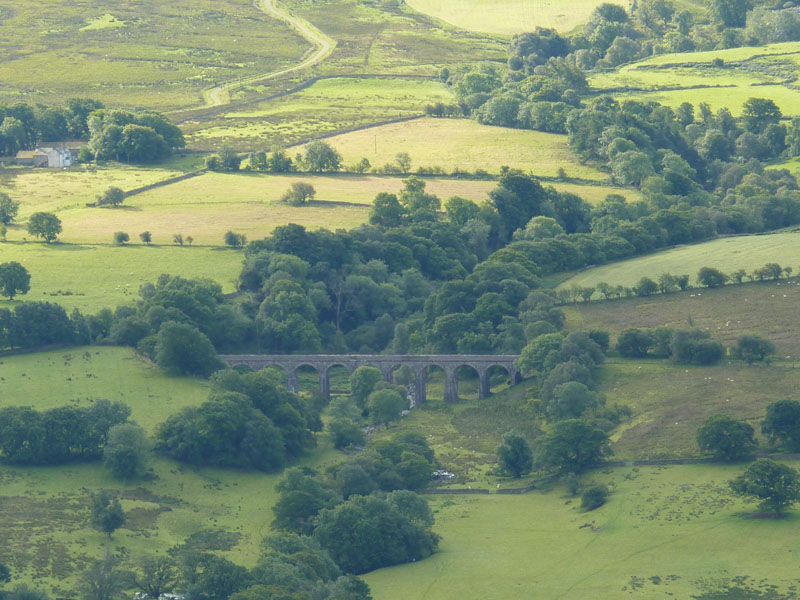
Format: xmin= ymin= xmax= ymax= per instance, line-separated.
xmin=0 ymin=262 xmax=30 ymax=300
xmin=27 ymin=212 xmax=61 ymax=242
xmin=581 ymin=484 xmax=609 ymax=510
xmin=314 ymin=495 xmax=438 ymax=574
xmin=0 ymin=400 xmax=129 ymax=464
xmin=88 ymin=108 xmax=183 ymax=163
xmin=224 ymin=231 xmax=247 ymax=249
xmin=329 ymin=419 xmax=366 ymax=449
xmin=103 ymin=423 xmax=151 ymax=479
xmin=155 ymin=392 xmax=287 ymax=472
xmin=762 ymin=400 xmax=800 ymax=451
xmin=730 ymin=459 xmax=800 ymax=515
xmin=281 ymin=182 xmax=316 ymax=205
xmin=548 ymin=381 xmax=598 ymax=421
xmin=697 ymin=267 xmax=728 ymax=288
xmin=697 ymin=414 xmax=757 ymax=461
xmin=367 ymin=388 xmax=408 ymax=426
xmin=734 ymin=334 xmax=776 ymax=364
xmin=497 ymin=432 xmax=533 ymax=478
xmin=154 ymin=321 xmax=223 ymax=377
xmin=135 ymin=556 xmax=177 ymax=600
xmin=272 ymin=468 xmax=341 ymax=535
xmin=304 ymin=141 xmax=341 ymax=172
xmin=90 ymin=491 xmax=125 ymax=538
xmin=113 ymin=231 xmax=129 ymax=245
xmin=0 ymin=560 xmax=10 ymax=584
xmin=7 ymin=585 xmax=49 ymax=600
xmin=536 ymin=419 xmax=613 ymax=473
xmin=0 ymin=193 xmax=19 ymax=225
xmin=616 ymin=328 xmax=654 ymax=358
xmin=671 ymin=329 xmax=724 ymax=365
xmin=97 ymin=187 xmax=125 ymax=207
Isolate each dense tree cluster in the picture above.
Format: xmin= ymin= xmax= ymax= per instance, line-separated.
xmin=270 ymin=432 xmax=438 ymax=573
xmin=155 ymin=369 xmax=321 ymax=471
xmin=87 ymin=108 xmax=184 ymax=163
xmin=0 ymin=400 xmax=130 ymax=464
xmin=0 ymin=98 xmax=102 ymax=155
xmin=616 ymin=327 xmax=725 ymax=365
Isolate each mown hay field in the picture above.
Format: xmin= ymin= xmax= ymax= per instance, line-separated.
xmin=0 ymin=0 xmax=307 ymax=110
xmin=304 ymin=118 xmax=611 ymax=179
xmin=557 ymin=231 xmax=800 ymax=292
xmin=404 ymin=0 xmax=633 ymax=35
xmin=0 ymin=243 xmax=243 ymax=313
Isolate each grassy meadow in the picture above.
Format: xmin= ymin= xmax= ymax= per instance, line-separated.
xmin=405 ymin=0 xmax=632 ymax=35
xmin=0 ymin=0 xmax=308 ymax=110
xmin=0 ymin=346 xmax=344 ymax=595
xmin=366 ymin=464 xmax=800 ymax=600
xmin=557 ymin=230 xmax=800 ymax=292
xmin=305 ymin=118 xmax=611 ymax=179
xmin=593 ymin=41 xmax=800 ymax=116
xmin=0 ymin=242 xmax=242 ymax=313
xmin=185 ymin=77 xmax=456 ymax=151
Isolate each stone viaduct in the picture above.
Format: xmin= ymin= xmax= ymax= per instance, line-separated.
xmin=218 ymin=354 xmax=521 ymax=404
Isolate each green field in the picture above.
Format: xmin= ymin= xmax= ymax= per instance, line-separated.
xmin=405 ymin=0 xmax=632 ymax=35
xmin=185 ymin=77 xmax=456 ymax=151
xmin=0 ymin=0 xmax=308 ymax=110
xmin=593 ymin=41 xmax=800 ymax=116
xmin=557 ymin=231 xmax=800 ymax=293
xmin=564 ymin=276 xmax=800 ymax=357
xmin=0 ymin=242 xmax=242 ymax=313
xmin=305 ymin=118 xmax=611 ymax=179
xmin=366 ymin=464 xmax=800 ymax=600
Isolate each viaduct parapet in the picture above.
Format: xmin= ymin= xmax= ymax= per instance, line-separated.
xmin=218 ymin=354 xmax=521 ymax=403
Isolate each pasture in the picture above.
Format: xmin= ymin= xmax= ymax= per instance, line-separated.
xmin=593 ymin=41 xmax=800 ymax=116
xmin=405 ymin=0 xmax=632 ymax=35
xmin=0 ymin=346 xmax=343 ymax=594
xmin=366 ymin=464 xmax=800 ymax=600
xmin=184 ymin=77 xmax=455 ymax=150
xmin=563 ymin=276 xmax=800 ymax=357
xmin=0 ymin=242 xmax=242 ymax=313
xmin=305 ymin=118 xmax=611 ymax=179
xmin=557 ymin=231 xmax=800 ymax=293
xmin=0 ymin=0 xmax=307 ymax=110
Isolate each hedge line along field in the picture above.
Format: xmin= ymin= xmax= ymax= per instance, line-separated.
xmin=0 ymin=0 xmax=308 ymax=110
xmin=592 ymin=41 xmax=800 ymax=116
xmin=303 ymin=118 xmax=612 ymax=179
xmin=184 ymin=78 xmax=457 ymax=151
xmin=0 ymin=243 xmax=242 ymax=313
xmin=0 ymin=346 xmax=343 ymax=595
xmin=557 ymin=230 xmax=800 ymax=293
xmin=563 ymin=276 xmax=800 ymax=357
xmin=404 ymin=0 xmax=633 ymax=35
xmin=365 ymin=464 xmax=800 ymax=600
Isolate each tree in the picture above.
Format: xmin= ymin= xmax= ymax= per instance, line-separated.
xmin=369 ymin=192 xmax=407 ymax=227
xmin=281 ymin=182 xmax=316 ymax=206
xmin=155 ymin=321 xmax=223 ymax=377
xmin=697 ymin=266 xmax=727 ymax=288
xmin=395 ymin=152 xmax=411 ymax=174
xmin=349 ymin=366 xmax=384 ymax=409
xmin=762 ymin=399 xmax=800 ymax=451
xmin=633 ymin=276 xmax=658 ymax=297
xmin=173 ymin=233 xmax=184 ymax=246
xmin=91 ymin=491 xmax=125 ymax=538
xmin=497 ymin=433 xmax=533 ymax=478
xmin=581 ymin=484 xmax=609 ymax=510
xmin=710 ymin=0 xmax=751 ymax=27
xmin=224 ymin=230 xmax=247 ymax=249
xmin=139 ymin=231 xmax=152 ymax=244
xmin=113 ymin=231 xmax=129 ymax=246
xmin=742 ymin=97 xmax=781 ymax=134
xmin=616 ymin=328 xmax=653 ymax=358
xmin=536 ymin=419 xmax=612 ymax=473
xmin=27 ymin=212 xmax=62 ymax=243
xmin=548 ymin=381 xmax=598 ymax=420
xmin=81 ymin=555 xmax=125 ymax=600
xmin=0 ymin=193 xmax=19 ymax=225
xmin=367 ymin=388 xmax=407 ymax=427
xmin=135 ymin=556 xmax=176 ymax=600
xmin=730 ymin=459 xmax=800 ymax=516
xmin=0 ymin=262 xmax=30 ymax=300
xmin=697 ymin=414 xmax=757 ymax=461
xmin=103 ymin=423 xmax=150 ymax=479
xmin=329 ymin=419 xmax=366 ymax=449
xmin=97 ymin=187 xmax=125 ymax=207
xmin=734 ymin=334 xmax=776 ymax=364
xmin=304 ymin=141 xmax=341 ymax=172
xmin=0 ymin=560 xmax=9 ymax=585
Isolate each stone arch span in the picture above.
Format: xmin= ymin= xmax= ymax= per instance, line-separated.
xmin=219 ymin=354 xmax=521 ymax=404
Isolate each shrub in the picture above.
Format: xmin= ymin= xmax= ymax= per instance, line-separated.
xmin=581 ymin=484 xmax=609 ymax=510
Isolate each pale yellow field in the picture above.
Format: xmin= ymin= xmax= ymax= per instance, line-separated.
xmin=303 ymin=118 xmax=610 ymax=179
xmin=405 ymin=0 xmax=632 ymax=35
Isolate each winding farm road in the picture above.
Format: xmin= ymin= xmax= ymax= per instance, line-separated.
xmin=203 ymin=0 xmax=336 ymax=107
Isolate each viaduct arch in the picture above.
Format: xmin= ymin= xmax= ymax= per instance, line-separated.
xmin=218 ymin=354 xmax=521 ymax=404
